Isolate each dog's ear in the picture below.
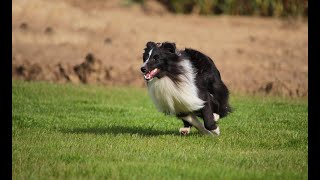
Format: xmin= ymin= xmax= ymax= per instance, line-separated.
xmin=162 ymin=42 xmax=176 ymax=53
xmin=146 ymin=41 xmax=156 ymax=49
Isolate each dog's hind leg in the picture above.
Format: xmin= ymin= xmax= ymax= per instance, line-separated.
xmin=213 ymin=113 xmax=220 ymax=122
xmin=202 ymin=100 xmax=220 ymax=136
xmin=210 ymin=94 xmax=220 ymax=122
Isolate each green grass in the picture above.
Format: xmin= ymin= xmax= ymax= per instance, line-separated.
xmin=12 ymin=80 xmax=308 ymax=179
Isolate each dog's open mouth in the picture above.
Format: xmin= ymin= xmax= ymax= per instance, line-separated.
xmin=144 ymin=68 xmax=160 ymax=81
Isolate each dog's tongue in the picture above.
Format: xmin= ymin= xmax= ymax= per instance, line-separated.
xmin=144 ymin=68 xmax=159 ymax=80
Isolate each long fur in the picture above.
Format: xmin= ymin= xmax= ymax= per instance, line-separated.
xmin=147 ymin=59 xmax=205 ymax=115
xmin=141 ymin=41 xmax=232 ymax=134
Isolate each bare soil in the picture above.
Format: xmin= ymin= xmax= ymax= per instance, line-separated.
xmin=12 ymin=0 xmax=308 ymax=97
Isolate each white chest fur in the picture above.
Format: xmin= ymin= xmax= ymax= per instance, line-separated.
xmin=147 ymin=60 xmax=205 ymax=115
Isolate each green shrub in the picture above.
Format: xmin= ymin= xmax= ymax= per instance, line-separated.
xmin=155 ymin=0 xmax=307 ymax=17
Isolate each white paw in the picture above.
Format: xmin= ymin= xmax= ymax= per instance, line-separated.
xmin=179 ymin=127 xmax=191 ymax=135
xmin=210 ymin=126 xmax=220 ymax=136
xmin=213 ymin=113 xmax=220 ymax=122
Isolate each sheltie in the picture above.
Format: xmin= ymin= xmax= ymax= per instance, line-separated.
xmin=140 ymin=41 xmax=232 ymax=136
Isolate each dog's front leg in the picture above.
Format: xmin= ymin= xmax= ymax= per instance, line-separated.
xmin=180 ymin=115 xmax=213 ymax=135
xmin=178 ymin=120 xmax=192 ymax=135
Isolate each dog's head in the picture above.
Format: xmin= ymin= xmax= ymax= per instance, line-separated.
xmin=140 ymin=41 xmax=181 ymax=81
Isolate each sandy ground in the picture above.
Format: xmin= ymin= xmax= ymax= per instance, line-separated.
xmin=12 ymin=0 xmax=308 ymax=97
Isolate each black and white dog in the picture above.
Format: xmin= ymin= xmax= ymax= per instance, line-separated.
xmin=140 ymin=41 xmax=231 ymax=136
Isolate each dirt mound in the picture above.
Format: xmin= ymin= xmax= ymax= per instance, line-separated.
xmin=12 ymin=52 xmax=144 ymax=87
xmin=258 ymin=80 xmax=307 ymax=97
xmin=12 ymin=0 xmax=308 ymax=98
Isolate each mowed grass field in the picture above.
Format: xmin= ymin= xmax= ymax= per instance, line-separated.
xmin=12 ymin=80 xmax=308 ymax=179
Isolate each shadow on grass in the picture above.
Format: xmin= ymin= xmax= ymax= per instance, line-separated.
xmin=60 ymin=125 xmax=180 ymax=137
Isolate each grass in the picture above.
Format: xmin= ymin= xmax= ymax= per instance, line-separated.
xmin=12 ymin=80 xmax=308 ymax=179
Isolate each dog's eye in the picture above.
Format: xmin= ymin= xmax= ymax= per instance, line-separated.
xmin=153 ymin=55 xmax=159 ymax=60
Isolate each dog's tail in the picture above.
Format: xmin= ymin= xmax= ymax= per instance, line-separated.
xmin=219 ymin=100 xmax=232 ymax=118
xmin=213 ymin=82 xmax=232 ymax=118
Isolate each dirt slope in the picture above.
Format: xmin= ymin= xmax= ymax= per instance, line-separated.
xmin=12 ymin=0 xmax=308 ymax=97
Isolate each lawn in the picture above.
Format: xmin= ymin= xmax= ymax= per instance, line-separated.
xmin=12 ymin=80 xmax=308 ymax=179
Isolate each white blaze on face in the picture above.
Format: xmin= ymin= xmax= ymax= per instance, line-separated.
xmin=142 ymin=48 xmax=153 ymax=67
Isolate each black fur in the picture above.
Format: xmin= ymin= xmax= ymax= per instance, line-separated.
xmin=184 ymin=48 xmax=232 ymax=118
xmin=141 ymin=41 xmax=232 ymax=131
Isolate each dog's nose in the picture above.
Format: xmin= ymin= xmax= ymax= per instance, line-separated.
xmin=141 ymin=66 xmax=147 ymax=73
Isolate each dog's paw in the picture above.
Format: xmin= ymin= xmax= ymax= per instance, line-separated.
xmin=210 ymin=126 xmax=220 ymax=136
xmin=179 ymin=127 xmax=191 ymax=135
xmin=213 ymin=113 xmax=220 ymax=122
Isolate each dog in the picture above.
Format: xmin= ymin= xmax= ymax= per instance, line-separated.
xmin=140 ymin=41 xmax=231 ymax=136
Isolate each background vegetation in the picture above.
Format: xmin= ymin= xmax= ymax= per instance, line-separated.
xmin=133 ymin=0 xmax=308 ymax=17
